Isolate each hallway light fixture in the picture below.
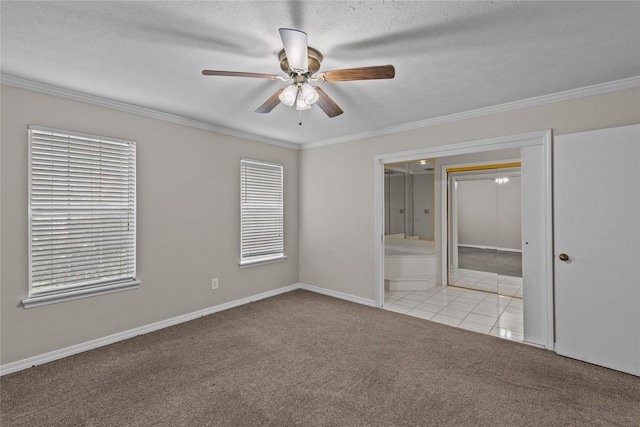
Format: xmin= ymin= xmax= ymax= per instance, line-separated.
xmin=495 ymin=177 xmax=510 ymax=184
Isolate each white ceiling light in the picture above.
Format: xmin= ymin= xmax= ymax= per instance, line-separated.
xmin=279 ymin=85 xmax=298 ymax=107
xmin=495 ymin=177 xmax=510 ymax=184
xmin=279 ymin=83 xmax=318 ymax=111
xmin=300 ymin=83 xmax=319 ymax=105
xmin=296 ymin=91 xmax=311 ymax=110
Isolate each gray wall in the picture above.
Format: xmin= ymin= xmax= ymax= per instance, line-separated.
xmin=457 ymin=176 xmax=522 ymax=250
xmin=0 ymin=85 xmax=299 ymax=365
xmin=299 ymin=87 xmax=640 ymax=301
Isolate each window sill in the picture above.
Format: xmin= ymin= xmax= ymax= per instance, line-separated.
xmin=22 ymin=280 xmax=141 ymax=309
xmin=239 ymin=255 xmax=287 ymax=268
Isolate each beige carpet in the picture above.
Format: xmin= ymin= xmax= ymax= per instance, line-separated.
xmin=2 ymin=289 xmax=639 ymax=426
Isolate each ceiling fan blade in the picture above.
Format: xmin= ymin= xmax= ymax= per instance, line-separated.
xmin=202 ymin=70 xmax=280 ymax=79
xmin=319 ymin=65 xmax=395 ymax=82
xmin=278 ymin=28 xmax=308 ymax=71
xmin=313 ymin=87 xmax=343 ymax=118
xmin=255 ymin=88 xmax=285 ymax=113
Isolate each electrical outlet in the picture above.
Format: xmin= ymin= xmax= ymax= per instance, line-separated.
xmin=212 ymin=278 xmax=219 ymax=290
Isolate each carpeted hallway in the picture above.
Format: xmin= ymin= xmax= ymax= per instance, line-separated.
xmin=2 ymin=290 xmax=639 ymax=426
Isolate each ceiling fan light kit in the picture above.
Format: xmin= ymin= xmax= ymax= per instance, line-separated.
xmin=202 ymin=28 xmax=395 ymax=120
xmin=300 ymin=83 xmax=319 ymax=105
xmin=279 ymin=85 xmax=298 ymax=107
xmin=296 ymin=92 xmax=312 ymax=111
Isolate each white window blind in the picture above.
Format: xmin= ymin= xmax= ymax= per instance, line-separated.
xmin=27 ymin=125 xmax=138 ymax=305
xmin=240 ymin=158 xmax=285 ymax=266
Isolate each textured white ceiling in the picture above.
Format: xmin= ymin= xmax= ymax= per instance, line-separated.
xmin=2 ymin=1 xmax=639 ymax=147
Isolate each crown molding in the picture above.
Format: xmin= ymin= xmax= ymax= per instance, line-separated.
xmin=0 ymin=74 xmax=300 ymax=151
xmin=300 ymin=76 xmax=640 ymax=150
xmin=3 ymin=74 xmax=638 ymax=151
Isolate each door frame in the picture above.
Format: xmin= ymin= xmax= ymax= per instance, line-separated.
xmin=374 ymin=130 xmax=553 ymax=349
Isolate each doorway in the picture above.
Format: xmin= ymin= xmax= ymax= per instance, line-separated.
xmin=374 ymin=130 xmax=553 ymax=349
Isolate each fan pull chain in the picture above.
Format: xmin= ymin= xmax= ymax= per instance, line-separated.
xmin=299 ymin=109 xmax=303 ymax=126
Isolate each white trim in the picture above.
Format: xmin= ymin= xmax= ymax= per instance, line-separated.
xmin=542 ymin=130 xmax=554 ymax=350
xmin=3 ymin=73 xmax=638 ymax=152
xmin=375 ymin=130 xmax=553 ymax=349
xmin=0 ymin=74 xmax=299 ymax=151
xmin=298 ymin=283 xmax=377 ymax=307
xmin=440 ymin=164 xmax=449 ymax=286
xmin=382 ymin=131 xmax=550 ymax=165
xmin=374 ymin=157 xmax=385 ymax=307
xmin=458 ymin=244 xmax=522 ymax=253
xmin=1 ymin=284 xmax=297 ymax=376
xmin=238 ymin=255 xmax=287 ymax=268
xmin=303 ymin=76 xmax=640 ymax=150
xmin=22 ymin=280 xmax=141 ymax=309
xmin=0 ymin=282 xmax=375 ymax=376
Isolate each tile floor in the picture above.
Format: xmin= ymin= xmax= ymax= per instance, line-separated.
xmin=449 ymin=268 xmax=523 ymax=298
xmin=384 ymin=273 xmax=524 ymax=342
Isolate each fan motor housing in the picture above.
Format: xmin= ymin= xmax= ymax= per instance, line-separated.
xmin=279 ymin=47 xmax=323 ymax=75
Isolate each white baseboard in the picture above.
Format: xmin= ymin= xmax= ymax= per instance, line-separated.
xmin=0 ymin=283 xmax=374 ymax=376
xmin=458 ymin=244 xmax=522 ymax=253
xmin=0 ymin=284 xmax=299 ymax=376
xmin=298 ymin=283 xmax=376 ymax=307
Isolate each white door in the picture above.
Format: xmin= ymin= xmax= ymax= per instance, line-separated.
xmin=554 ymin=124 xmax=640 ymax=376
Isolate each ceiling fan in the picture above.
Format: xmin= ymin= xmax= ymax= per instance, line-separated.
xmin=202 ymin=28 xmax=395 ymax=118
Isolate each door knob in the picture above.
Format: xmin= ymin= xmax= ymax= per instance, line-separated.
xmin=559 ymin=253 xmax=569 ymax=261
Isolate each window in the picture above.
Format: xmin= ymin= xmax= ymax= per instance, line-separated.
xmin=24 ymin=125 xmax=139 ymax=308
xmin=240 ymin=158 xmax=286 ymax=266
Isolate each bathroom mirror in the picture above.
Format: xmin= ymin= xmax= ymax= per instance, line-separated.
xmin=383 ymin=159 xmax=437 ymax=293
xmin=384 ymin=159 xmax=435 ymax=241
